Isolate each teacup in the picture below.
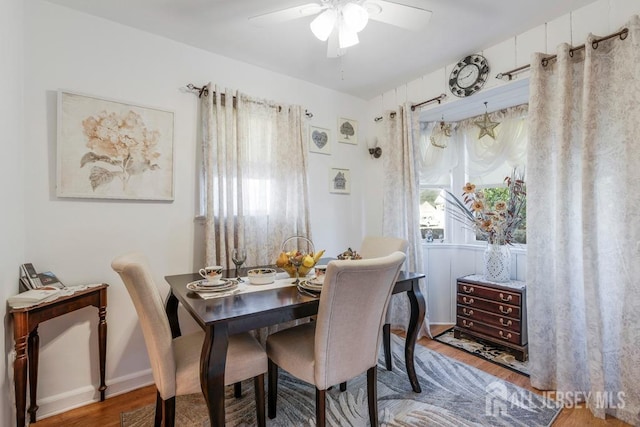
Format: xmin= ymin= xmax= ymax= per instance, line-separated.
xmin=313 ymin=265 xmax=328 ymax=283
xmin=199 ymin=265 xmax=223 ymax=283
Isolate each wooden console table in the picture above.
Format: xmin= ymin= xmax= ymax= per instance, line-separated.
xmin=9 ymin=284 xmax=108 ymax=427
xmin=455 ymin=275 xmax=528 ymax=361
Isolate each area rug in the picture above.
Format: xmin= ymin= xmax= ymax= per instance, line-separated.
xmin=122 ymin=335 xmax=557 ymax=426
xmin=434 ymin=328 xmax=529 ymax=376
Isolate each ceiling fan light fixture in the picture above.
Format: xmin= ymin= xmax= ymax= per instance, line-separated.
xmin=341 ymin=2 xmax=369 ymax=33
xmin=310 ymin=9 xmax=337 ymax=41
xmin=338 ymin=24 xmax=359 ymax=49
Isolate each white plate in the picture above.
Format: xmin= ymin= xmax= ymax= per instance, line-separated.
xmin=196 ymin=278 xmax=229 ymax=287
xmin=309 ymin=277 xmax=325 ymax=286
xmin=299 ymin=280 xmax=323 ymax=292
xmin=187 ymin=280 xmax=238 ymax=292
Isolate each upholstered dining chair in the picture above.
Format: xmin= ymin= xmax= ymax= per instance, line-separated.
xmin=111 ymin=252 xmax=267 ymax=427
xmin=266 ymin=251 xmax=406 ymax=427
xmin=360 ymin=235 xmax=410 ymax=371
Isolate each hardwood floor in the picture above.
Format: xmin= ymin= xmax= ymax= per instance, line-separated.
xmin=31 ymin=324 xmax=630 ymax=427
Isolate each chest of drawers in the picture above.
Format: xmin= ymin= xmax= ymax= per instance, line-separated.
xmin=454 ymin=275 xmax=528 ymax=361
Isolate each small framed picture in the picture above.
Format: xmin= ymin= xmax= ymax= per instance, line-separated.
xmin=329 ymin=168 xmax=350 ymax=194
xmin=337 ymin=117 xmax=358 ymax=145
xmin=309 ymin=125 xmax=331 ymax=155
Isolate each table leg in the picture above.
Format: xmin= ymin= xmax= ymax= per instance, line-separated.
xmin=13 ymin=315 xmax=28 ymax=427
xmin=405 ymin=278 xmax=426 ymax=393
xmin=201 ymin=323 xmax=229 ymax=427
xmin=165 ymin=292 xmax=181 ymax=339
xmin=28 ymin=327 xmax=40 ymax=423
xmin=98 ymin=303 xmax=108 ymax=401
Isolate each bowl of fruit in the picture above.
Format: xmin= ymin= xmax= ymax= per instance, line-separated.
xmin=275 ymin=236 xmax=325 ymax=279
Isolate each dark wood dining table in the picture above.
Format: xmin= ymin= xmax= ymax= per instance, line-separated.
xmin=164 ymin=268 xmax=426 ymax=427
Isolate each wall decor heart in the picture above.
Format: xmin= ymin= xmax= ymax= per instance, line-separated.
xmin=309 ymin=125 xmax=331 ymax=155
xmin=312 ymin=130 xmax=328 ymax=149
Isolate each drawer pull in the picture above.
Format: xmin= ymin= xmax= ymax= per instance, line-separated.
xmin=462 ymin=286 xmax=474 ymax=294
xmin=462 ymin=308 xmax=474 ymax=316
xmin=499 ymin=305 xmax=512 ymax=315
xmin=499 ymin=318 xmax=513 ymax=327
xmin=499 ymin=293 xmax=513 ymax=302
xmin=462 ymin=297 xmax=475 ymax=304
xmin=499 ymin=330 xmax=512 ymax=340
xmin=462 ymin=320 xmax=474 ymax=328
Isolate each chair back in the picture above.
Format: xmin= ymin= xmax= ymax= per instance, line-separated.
xmin=111 ymin=252 xmax=177 ymax=399
xmin=313 ymin=252 xmax=406 ymax=389
xmin=359 ymin=236 xmax=409 ymax=259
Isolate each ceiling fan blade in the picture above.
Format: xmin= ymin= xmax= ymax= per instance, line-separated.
xmin=365 ymin=0 xmax=432 ymax=32
xmin=248 ymin=3 xmax=323 ymax=26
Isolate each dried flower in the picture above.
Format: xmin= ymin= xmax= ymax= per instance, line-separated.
xmin=471 ymin=201 xmax=484 ymax=212
xmin=444 ymin=169 xmax=526 ymax=245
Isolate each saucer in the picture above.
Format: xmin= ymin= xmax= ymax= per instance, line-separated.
xmin=299 ymin=280 xmax=323 ymax=292
xmin=197 ymin=278 xmax=228 ymax=287
xmin=309 ymin=277 xmax=325 ymax=286
xmin=187 ymin=279 xmax=237 ymax=292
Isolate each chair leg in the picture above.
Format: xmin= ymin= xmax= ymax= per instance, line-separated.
xmin=316 ymin=387 xmax=326 ymax=427
xmin=234 ymin=382 xmax=242 ymax=398
xmin=162 ymin=396 xmax=176 ymax=427
xmin=268 ymin=359 xmax=278 ymax=419
xmin=154 ymin=390 xmax=163 ymax=427
xmin=383 ymin=323 xmax=392 ymax=371
xmin=340 ymin=382 xmax=347 ymax=392
xmin=254 ymin=374 xmax=266 ymax=427
xmin=367 ymin=367 xmax=378 ymax=426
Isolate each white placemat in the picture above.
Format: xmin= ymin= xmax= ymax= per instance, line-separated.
xmin=195 ymin=272 xmax=310 ymax=300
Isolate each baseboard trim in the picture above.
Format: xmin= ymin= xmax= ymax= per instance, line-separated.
xmin=33 ymin=369 xmax=154 ymax=420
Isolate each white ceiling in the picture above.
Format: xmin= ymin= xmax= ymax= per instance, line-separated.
xmin=43 ymin=0 xmax=597 ymax=100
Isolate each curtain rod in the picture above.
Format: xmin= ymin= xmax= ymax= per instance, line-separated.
xmin=373 ymin=92 xmax=447 ymax=122
xmin=410 ymin=93 xmax=447 ymax=111
xmin=496 ymin=27 xmax=629 ymax=81
xmin=185 ymin=83 xmax=314 ymax=118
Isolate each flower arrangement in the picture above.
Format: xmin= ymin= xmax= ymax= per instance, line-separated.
xmin=444 ymin=169 xmax=526 ymax=245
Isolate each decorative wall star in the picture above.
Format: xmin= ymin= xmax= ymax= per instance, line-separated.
xmin=474 ymin=104 xmax=500 ymax=140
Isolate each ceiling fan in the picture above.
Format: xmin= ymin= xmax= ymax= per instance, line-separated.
xmin=249 ymin=0 xmax=432 ymax=57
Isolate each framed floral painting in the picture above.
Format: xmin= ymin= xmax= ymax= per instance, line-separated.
xmin=57 ymin=90 xmax=174 ymax=200
xmin=337 ymin=117 xmax=358 ymax=145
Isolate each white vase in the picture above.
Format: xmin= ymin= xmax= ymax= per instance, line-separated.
xmin=483 ymin=244 xmax=511 ymax=282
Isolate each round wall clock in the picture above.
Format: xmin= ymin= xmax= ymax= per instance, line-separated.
xmin=449 ymin=54 xmax=490 ymax=98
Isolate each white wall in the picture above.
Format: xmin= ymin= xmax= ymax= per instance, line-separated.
xmin=0 ymin=0 xmax=24 ymax=425
xmin=365 ymin=0 xmax=640 ymax=324
xmin=20 ymin=0 xmax=368 ymax=417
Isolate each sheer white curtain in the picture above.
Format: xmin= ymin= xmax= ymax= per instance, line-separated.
xmin=382 ymin=104 xmax=431 ymax=338
xmin=527 ymin=16 xmax=640 ymax=424
xmin=458 ymin=104 xmax=528 ymax=184
xmin=417 ymin=121 xmax=459 ymax=186
xmin=418 ymin=104 xmax=527 ymax=186
xmin=202 ymin=83 xmax=311 ymax=269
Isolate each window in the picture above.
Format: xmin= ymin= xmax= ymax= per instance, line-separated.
xmin=418 ymin=104 xmax=528 ymax=245
xmin=420 ymin=188 xmax=446 ymax=241
xmin=472 ymin=184 xmax=526 ymax=244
